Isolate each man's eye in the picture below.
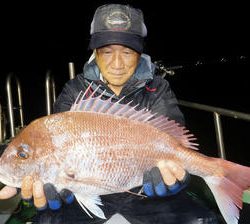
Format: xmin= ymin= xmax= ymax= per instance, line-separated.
xmin=123 ymin=51 xmax=133 ymax=55
xmin=103 ymin=51 xmax=112 ymax=54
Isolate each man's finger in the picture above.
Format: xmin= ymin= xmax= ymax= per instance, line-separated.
xmin=157 ymin=161 xmax=176 ymax=186
xmin=44 ymin=183 xmax=62 ymax=210
xmin=158 ymin=161 xmax=190 ymax=196
xmin=33 ymin=180 xmax=47 ymax=210
xmin=164 ymin=160 xmax=186 ymax=181
xmin=59 ymin=188 xmax=75 ymax=204
xmin=0 ymin=186 xmax=18 ymax=199
xmin=143 ymin=170 xmax=155 ymax=197
xmin=21 ymin=175 xmax=33 ymax=200
xmin=151 ymin=167 xmax=168 ymax=197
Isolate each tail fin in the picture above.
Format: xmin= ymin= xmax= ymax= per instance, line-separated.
xmin=204 ymin=159 xmax=250 ymax=224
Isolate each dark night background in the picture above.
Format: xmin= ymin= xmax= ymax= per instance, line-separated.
xmin=0 ymin=1 xmax=249 ymax=164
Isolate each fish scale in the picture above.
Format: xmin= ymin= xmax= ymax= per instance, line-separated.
xmin=0 ymin=85 xmax=250 ymax=224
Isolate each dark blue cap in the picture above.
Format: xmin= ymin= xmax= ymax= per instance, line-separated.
xmin=89 ymin=4 xmax=147 ymax=53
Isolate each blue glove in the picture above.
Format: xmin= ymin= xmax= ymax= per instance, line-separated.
xmin=41 ymin=183 xmax=75 ymax=210
xmin=143 ymin=166 xmax=190 ymax=197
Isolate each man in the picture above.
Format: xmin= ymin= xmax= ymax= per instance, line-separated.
xmin=0 ymin=4 xmax=219 ymax=223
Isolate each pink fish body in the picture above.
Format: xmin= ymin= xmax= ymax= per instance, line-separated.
xmin=0 ymin=86 xmax=250 ymax=224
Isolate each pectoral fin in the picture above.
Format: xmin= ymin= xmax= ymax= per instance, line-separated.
xmin=74 ymin=193 xmax=106 ymax=219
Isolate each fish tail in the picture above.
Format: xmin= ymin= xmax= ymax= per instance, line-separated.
xmin=204 ymin=158 xmax=250 ymax=224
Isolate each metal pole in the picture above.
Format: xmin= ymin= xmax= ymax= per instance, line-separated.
xmin=178 ymin=100 xmax=250 ymax=159
xmin=68 ymin=62 xmax=75 ymax=80
xmin=17 ymin=79 xmax=24 ymax=127
xmin=6 ymin=73 xmax=24 ymax=138
xmin=6 ymin=76 xmax=15 ymax=138
xmin=45 ymin=71 xmax=56 ymax=115
xmin=213 ymin=112 xmax=226 ymax=159
xmin=179 ymin=100 xmax=250 ymax=121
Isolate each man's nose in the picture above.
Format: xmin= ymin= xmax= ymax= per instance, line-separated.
xmin=112 ymin=53 xmax=124 ymax=69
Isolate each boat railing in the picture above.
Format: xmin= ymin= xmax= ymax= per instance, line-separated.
xmin=45 ymin=70 xmax=56 ymax=115
xmin=0 ymin=103 xmax=7 ymax=143
xmin=6 ymin=73 xmax=24 ymax=138
xmin=68 ymin=62 xmax=76 ymax=80
xmin=178 ymin=100 xmax=250 ymax=159
xmin=45 ymin=62 xmax=76 ymax=115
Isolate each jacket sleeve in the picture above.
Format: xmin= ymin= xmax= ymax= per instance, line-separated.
xmin=53 ymin=83 xmax=75 ymax=113
xmin=148 ymin=77 xmax=185 ymax=126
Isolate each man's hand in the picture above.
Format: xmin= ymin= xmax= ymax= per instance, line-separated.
xmin=0 ymin=176 xmax=74 ymax=211
xmin=143 ymin=160 xmax=189 ymax=197
xmin=21 ymin=176 xmax=75 ymax=210
xmin=0 ymin=185 xmax=18 ymax=199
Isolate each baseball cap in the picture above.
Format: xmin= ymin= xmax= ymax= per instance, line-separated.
xmin=89 ymin=4 xmax=147 ymax=53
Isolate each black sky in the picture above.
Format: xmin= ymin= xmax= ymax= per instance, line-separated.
xmin=1 ymin=1 xmax=249 ymax=67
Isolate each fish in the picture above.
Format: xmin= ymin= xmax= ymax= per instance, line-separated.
xmin=0 ymin=84 xmax=250 ymax=224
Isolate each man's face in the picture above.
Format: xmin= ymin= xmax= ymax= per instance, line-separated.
xmin=95 ymin=45 xmax=140 ymax=88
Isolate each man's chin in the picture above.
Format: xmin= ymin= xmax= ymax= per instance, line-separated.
xmin=108 ymin=81 xmax=126 ymax=88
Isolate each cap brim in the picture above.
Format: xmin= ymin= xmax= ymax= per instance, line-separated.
xmin=89 ymin=32 xmax=144 ymax=53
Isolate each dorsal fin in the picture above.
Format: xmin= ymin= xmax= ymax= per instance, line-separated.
xmin=70 ymin=83 xmax=199 ymax=150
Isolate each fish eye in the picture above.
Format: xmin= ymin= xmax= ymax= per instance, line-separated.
xmin=16 ymin=144 xmax=30 ymax=159
xmin=17 ymin=151 xmax=29 ymax=159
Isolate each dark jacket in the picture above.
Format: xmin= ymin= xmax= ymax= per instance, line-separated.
xmin=53 ymin=53 xmax=185 ymax=125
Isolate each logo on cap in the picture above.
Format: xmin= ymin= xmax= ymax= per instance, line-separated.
xmin=105 ymin=11 xmax=131 ymax=31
